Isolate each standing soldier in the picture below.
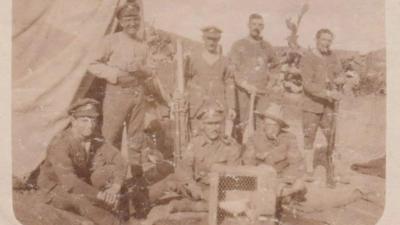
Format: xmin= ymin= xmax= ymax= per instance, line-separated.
xmin=185 ymin=26 xmax=236 ymax=137
xmin=36 ymin=98 xmax=127 ymax=225
xmin=300 ymin=29 xmax=342 ymax=182
xmin=88 ymin=2 xmax=156 ymax=177
xmin=228 ymin=13 xmax=279 ymax=141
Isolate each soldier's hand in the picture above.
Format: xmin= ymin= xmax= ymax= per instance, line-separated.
xmin=185 ymin=182 xmax=204 ymax=200
xmin=100 ymin=184 xmax=121 ymax=207
xmin=96 ymin=191 xmax=112 ymax=205
xmin=255 ymin=151 xmax=269 ymax=160
xmin=327 ymin=90 xmax=343 ymax=102
xmin=124 ymin=61 xmax=141 ymax=73
xmin=228 ymin=108 xmax=236 ymax=120
xmin=246 ymin=84 xmax=258 ymax=95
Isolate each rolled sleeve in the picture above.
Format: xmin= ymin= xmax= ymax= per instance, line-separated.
xmin=87 ymin=35 xmax=125 ymax=84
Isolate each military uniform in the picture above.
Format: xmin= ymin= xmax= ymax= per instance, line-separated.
xmin=186 ymin=26 xmax=236 ymax=135
xmin=88 ymin=4 xmax=149 ymax=150
xmin=242 ymin=130 xmax=304 ymax=181
xmin=300 ymin=49 xmax=341 ymax=151
xmin=36 ymin=99 xmax=127 ymax=225
xmin=178 ymin=135 xmax=241 ymax=198
xmin=228 ymin=37 xmax=279 ymax=125
xmin=148 ymin=105 xmax=241 ymax=202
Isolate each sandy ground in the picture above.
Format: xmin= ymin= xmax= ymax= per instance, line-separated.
xmin=281 ymin=94 xmax=386 ymax=225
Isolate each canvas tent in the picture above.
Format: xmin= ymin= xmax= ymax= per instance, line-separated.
xmin=12 ymin=0 xmax=143 ymax=178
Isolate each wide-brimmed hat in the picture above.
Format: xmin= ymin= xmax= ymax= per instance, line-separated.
xmin=255 ymin=103 xmax=289 ymax=128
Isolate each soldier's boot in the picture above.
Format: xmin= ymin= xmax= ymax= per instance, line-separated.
xmin=303 ymin=150 xmax=315 ymax=182
xmin=128 ymin=183 xmax=151 ymax=219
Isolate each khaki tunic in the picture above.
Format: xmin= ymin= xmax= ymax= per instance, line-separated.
xmin=242 ymin=130 xmax=304 ymax=181
xmin=179 ymin=135 xmax=242 ymax=185
xmin=36 ymin=127 xmax=127 ymax=225
xmin=37 ymin=128 xmax=127 ymax=199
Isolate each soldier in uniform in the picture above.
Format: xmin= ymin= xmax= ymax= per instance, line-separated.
xmin=300 ymin=29 xmax=342 ymax=179
xmin=144 ymin=103 xmax=241 ymax=223
xmin=35 ymin=98 xmax=128 ymax=225
xmin=87 ymin=2 xmax=154 ymax=168
xmin=228 ymin=13 xmax=279 ymax=139
xmin=185 ymin=26 xmax=236 ymax=136
xmin=242 ymin=103 xmax=306 ymax=219
xmin=176 ymin=103 xmax=241 ymax=201
xmin=242 ymin=103 xmax=305 ymax=183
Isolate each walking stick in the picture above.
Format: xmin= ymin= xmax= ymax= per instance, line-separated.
xmin=326 ymin=100 xmax=339 ymax=188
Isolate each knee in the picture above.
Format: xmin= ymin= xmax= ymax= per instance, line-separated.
xmin=91 ymin=165 xmax=116 ymax=189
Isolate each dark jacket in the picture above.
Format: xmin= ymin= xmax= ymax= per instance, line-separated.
xmin=300 ymin=49 xmax=342 ymax=113
xmin=242 ymin=129 xmax=304 ymax=180
xmin=37 ymin=128 xmax=127 ymax=200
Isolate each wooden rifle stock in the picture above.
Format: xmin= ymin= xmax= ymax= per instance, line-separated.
xmin=326 ymin=101 xmax=339 ymax=188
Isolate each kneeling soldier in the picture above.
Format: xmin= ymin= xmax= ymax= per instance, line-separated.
xmin=36 ymin=98 xmax=128 ymax=225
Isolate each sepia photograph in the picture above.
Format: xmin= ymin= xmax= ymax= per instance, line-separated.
xmin=10 ymin=0 xmax=387 ymax=225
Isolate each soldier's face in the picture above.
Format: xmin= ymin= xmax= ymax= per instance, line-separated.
xmin=120 ymin=16 xmax=141 ymax=37
xmin=263 ymin=119 xmax=281 ymax=140
xmin=203 ymin=121 xmax=222 ymax=140
xmin=203 ymin=37 xmax=220 ymax=53
xmin=316 ymin=33 xmax=334 ymax=54
xmin=248 ymin=18 xmax=264 ymax=38
xmin=72 ymin=117 xmax=97 ymax=138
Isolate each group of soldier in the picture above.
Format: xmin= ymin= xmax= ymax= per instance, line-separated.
xmin=32 ymin=2 xmax=346 ymax=225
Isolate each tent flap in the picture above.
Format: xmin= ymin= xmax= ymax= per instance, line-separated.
xmin=12 ymin=0 xmax=122 ymax=177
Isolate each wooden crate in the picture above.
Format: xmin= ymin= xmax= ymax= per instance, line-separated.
xmin=208 ymin=165 xmax=277 ymax=225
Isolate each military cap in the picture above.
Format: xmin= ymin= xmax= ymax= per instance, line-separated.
xmin=255 ymin=103 xmax=289 ymax=128
xmin=68 ymin=98 xmax=100 ymax=118
xmin=201 ymin=26 xmax=222 ymax=39
xmin=116 ymin=2 xmax=141 ymax=19
xmin=197 ymin=102 xmax=225 ymax=123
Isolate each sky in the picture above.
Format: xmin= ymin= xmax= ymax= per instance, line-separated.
xmin=143 ymin=0 xmax=385 ymax=54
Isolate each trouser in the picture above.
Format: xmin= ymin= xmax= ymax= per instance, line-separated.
xmin=102 ymin=84 xmax=146 ymax=149
xmin=302 ymin=108 xmax=335 ymax=150
xmin=47 ymin=187 xmax=120 ymax=225
xmin=45 ymin=164 xmax=129 ymax=225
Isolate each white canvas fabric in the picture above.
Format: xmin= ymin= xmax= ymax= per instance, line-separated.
xmin=11 ymin=0 xmax=138 ymax=177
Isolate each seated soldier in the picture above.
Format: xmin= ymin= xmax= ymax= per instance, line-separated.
xmin=143 ymin=103 xmax=242 ymax=224
xmin=242 ymin=103 xmax=306 ymax=204
xmin=35 ymin=98 xmax=131 ymax=225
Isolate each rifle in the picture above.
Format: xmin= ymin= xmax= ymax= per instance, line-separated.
xmin=172 ymin=39 xmax=189 ymax=165
xmin=326 ymin=100 xmax=339 ymax=188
